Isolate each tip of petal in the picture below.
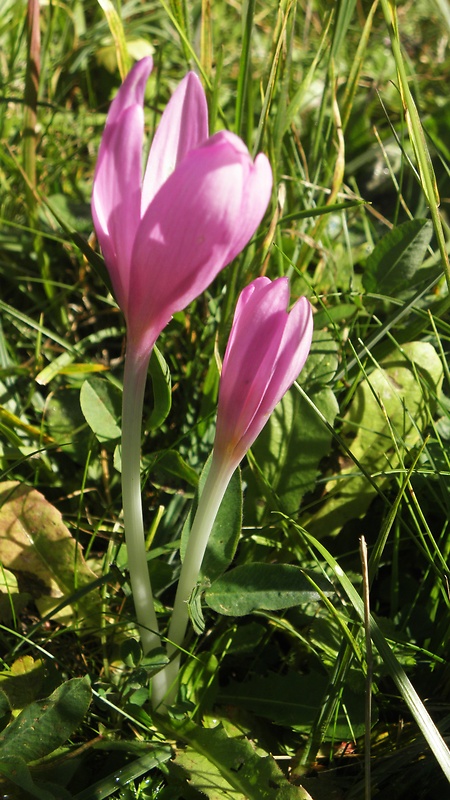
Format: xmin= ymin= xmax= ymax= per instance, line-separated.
xmin=106 ymin=57 xmax=153 ymax=127
xmin=141 ymin=69 xmax=209 ymax=209
xmin=253 ymin=151 xmax=273 ymax=189
xmin=184 ymin=71 xmax=203 ymax=89
xmin=206 ymin=130 xmax=250 ymax=157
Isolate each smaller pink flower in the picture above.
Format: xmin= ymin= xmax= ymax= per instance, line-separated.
xmin=214 ymin=277 xmax=313 ymax=470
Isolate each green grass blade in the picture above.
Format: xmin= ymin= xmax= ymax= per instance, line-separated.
xmin=72 ymin=747 xmax=173 ymax=800
xmin=252 ymin=0 xmax=294 ymax=157
xmin=297 ymin=528 xmax=450 ymax=783
xmin=380 ymin=0 xmax=450 ymax=290
xmin=341 ymin=0 xmax=379 ymax=131
xmin=96 ymin=0 xmax=130 ymax=79
xmin=234 ymin=0 xmax=255 ymax=138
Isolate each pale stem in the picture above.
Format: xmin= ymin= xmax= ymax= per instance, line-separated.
xmin=122 ymin=345 xmax=161 ymax=655
xmin=151 ymin=451 xmax=235 ymax=709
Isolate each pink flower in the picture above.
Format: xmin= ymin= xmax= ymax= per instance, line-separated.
xmin=214 ymin=277 xmax=313 ymax=469
xmin=91 ymin=57 xmax=272 ymax=358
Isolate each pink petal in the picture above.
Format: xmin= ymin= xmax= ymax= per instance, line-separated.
xmin=141 ymin=72 xmax=209 ymax=212
xmin=213 ymin=280 xmax=313 ymax=468
xmin=235 ymin=296 xmax=313 ymax=457
xmin=221 ymin=277 xmax=271 ymax=359
xmin=105 ymin=57 xmax=153 ymax=127
xmin=215 ymin=278 xmax=290 ymax=456
xmin=220 ymin=278 xmax=289 ymax=408
xmin=262 ymin=296 xmax=314 ymax=413
xmin=91 ymin=58 xmax=153 ymax=311
xmin=92 ymin=105 xmax=144 ymax=312
xmin=127 ymin=132 xmax=272 ymax=352
xmin=224 ymin=150 xmax=273 ymax=264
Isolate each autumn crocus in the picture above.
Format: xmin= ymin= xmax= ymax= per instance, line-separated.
xmin=91 ymin=58 xmax=272 ymax=657
xmin=152 ymin=277 xmax=313 ymax=707
xmin=92 ymin=56 xmax=272 ymax=359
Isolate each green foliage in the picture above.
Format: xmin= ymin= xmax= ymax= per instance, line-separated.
xmin=0 ymin=676 xmax=91 ymax=762
xmin=219 ymin=669 xmax=372 ymax=739
xmin=205 ymin=563 xmax=331 ymax=616
xmin=80 ymin=376 xmax=122 ymax=443
xmin=157 ymin=716 xmax=310 ymax=800
xmin=147 ymin=347 xmax=172 ymax=432
xmin=0 ymin=676 xmax=91 ymax=799
xmin=306 ymin=341 xmax=443 ymax=537
xmin=1 ymin=0 xmax=450 ymax=797
xmin=362 ymin=218 xmax=434 ymax=295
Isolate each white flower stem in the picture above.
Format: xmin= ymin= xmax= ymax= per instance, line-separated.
xmin=121 ymin=345 xmax=160 ymax=655
xmin=151 ymin=452 xmax=234 ymax=709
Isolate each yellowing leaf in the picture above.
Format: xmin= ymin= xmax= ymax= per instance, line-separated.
xmin=0 ymin=482 xmax=100 ymax=629
xmin=0 ymin=657 xmax=45 ymax=715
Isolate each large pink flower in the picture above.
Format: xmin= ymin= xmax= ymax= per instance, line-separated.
xmin=214 ymin=277 xmax=313 ymax=469
xmin=92 ymin=57 xmax=272 ymax=358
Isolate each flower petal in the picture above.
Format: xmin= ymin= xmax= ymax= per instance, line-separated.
xmin=213 ymin=280 xmax=313 ymax=469
xmin=215 ymin=278 xmax=290 ymax=458
xmin=104 ymin=57 xmax=153 ymax=127
xmin=262 ymin=296 xmax=313 ymax=413
xmin=235 ymin=295 xmax=313 ymax=457
xmin=223 ymin=150 xmax=273 ymax=264
xmin=220 ymin=277 xmax=289 ymax=396
xmin=141 ymin=72 xmax=209 ymax=212
xmin=92 ymin=104 xmax=144 ymax=312
xmin=91 ymin=58 xmax=153 ymax=311
xmin=221 ymin=277 xmax=272 ymax=360
xmin=128 ymin=132 xmax=272 ymax=352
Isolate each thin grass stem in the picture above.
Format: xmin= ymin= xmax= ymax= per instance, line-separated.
xmin=23 ymin=0 xmax=40 ymax=220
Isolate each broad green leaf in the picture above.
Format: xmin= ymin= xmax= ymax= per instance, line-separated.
xmin=181 ymin=652 xmax=219 ymax=711
xmin=147 ymin=346 xmax=172 ymax=431
xmin=80 ymin=376 xmax=121 ymax=442
xmin=149 ymin=449 xmax=198 ymax=488
xmin=187 ymin=581 xmax=208 ymax=634
xmin=0 ymin=756 xmax=58 ymax=800
xmin=158 ymin=717 xmax=310 ymax=800
xmin=306 ymin=341 xmax=443 ymax=537
xmin=247 ymin=332 xmax=339 ymax=519
xmin=362 ymin=218 xmax=432 ymax=295
xmin=301 ymin=329 xmax=340 ymax=384
xmin=0 ymin=482 xmax=101 ymax=627
xmin=174 ymin=746 xmax=248 ymax=799
xmin=249 ymin=386 xmax=338 ymax=517
xmin=181 ymin=458 xmax=242 ymax=583
xmin=313 ymin=302 xmax=358 ymax=331
xmin=225 ymin=622 xmax=266 ymax=656
xmin=45 ymin=386 xmax=91 ymax=462
xmin=0 ymin=676 xmax=91 ymax=763
xmin=205 ymin=563 xmax=331 ymax=616
xmin=219 ymin=670 xmax=376 ymax=739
